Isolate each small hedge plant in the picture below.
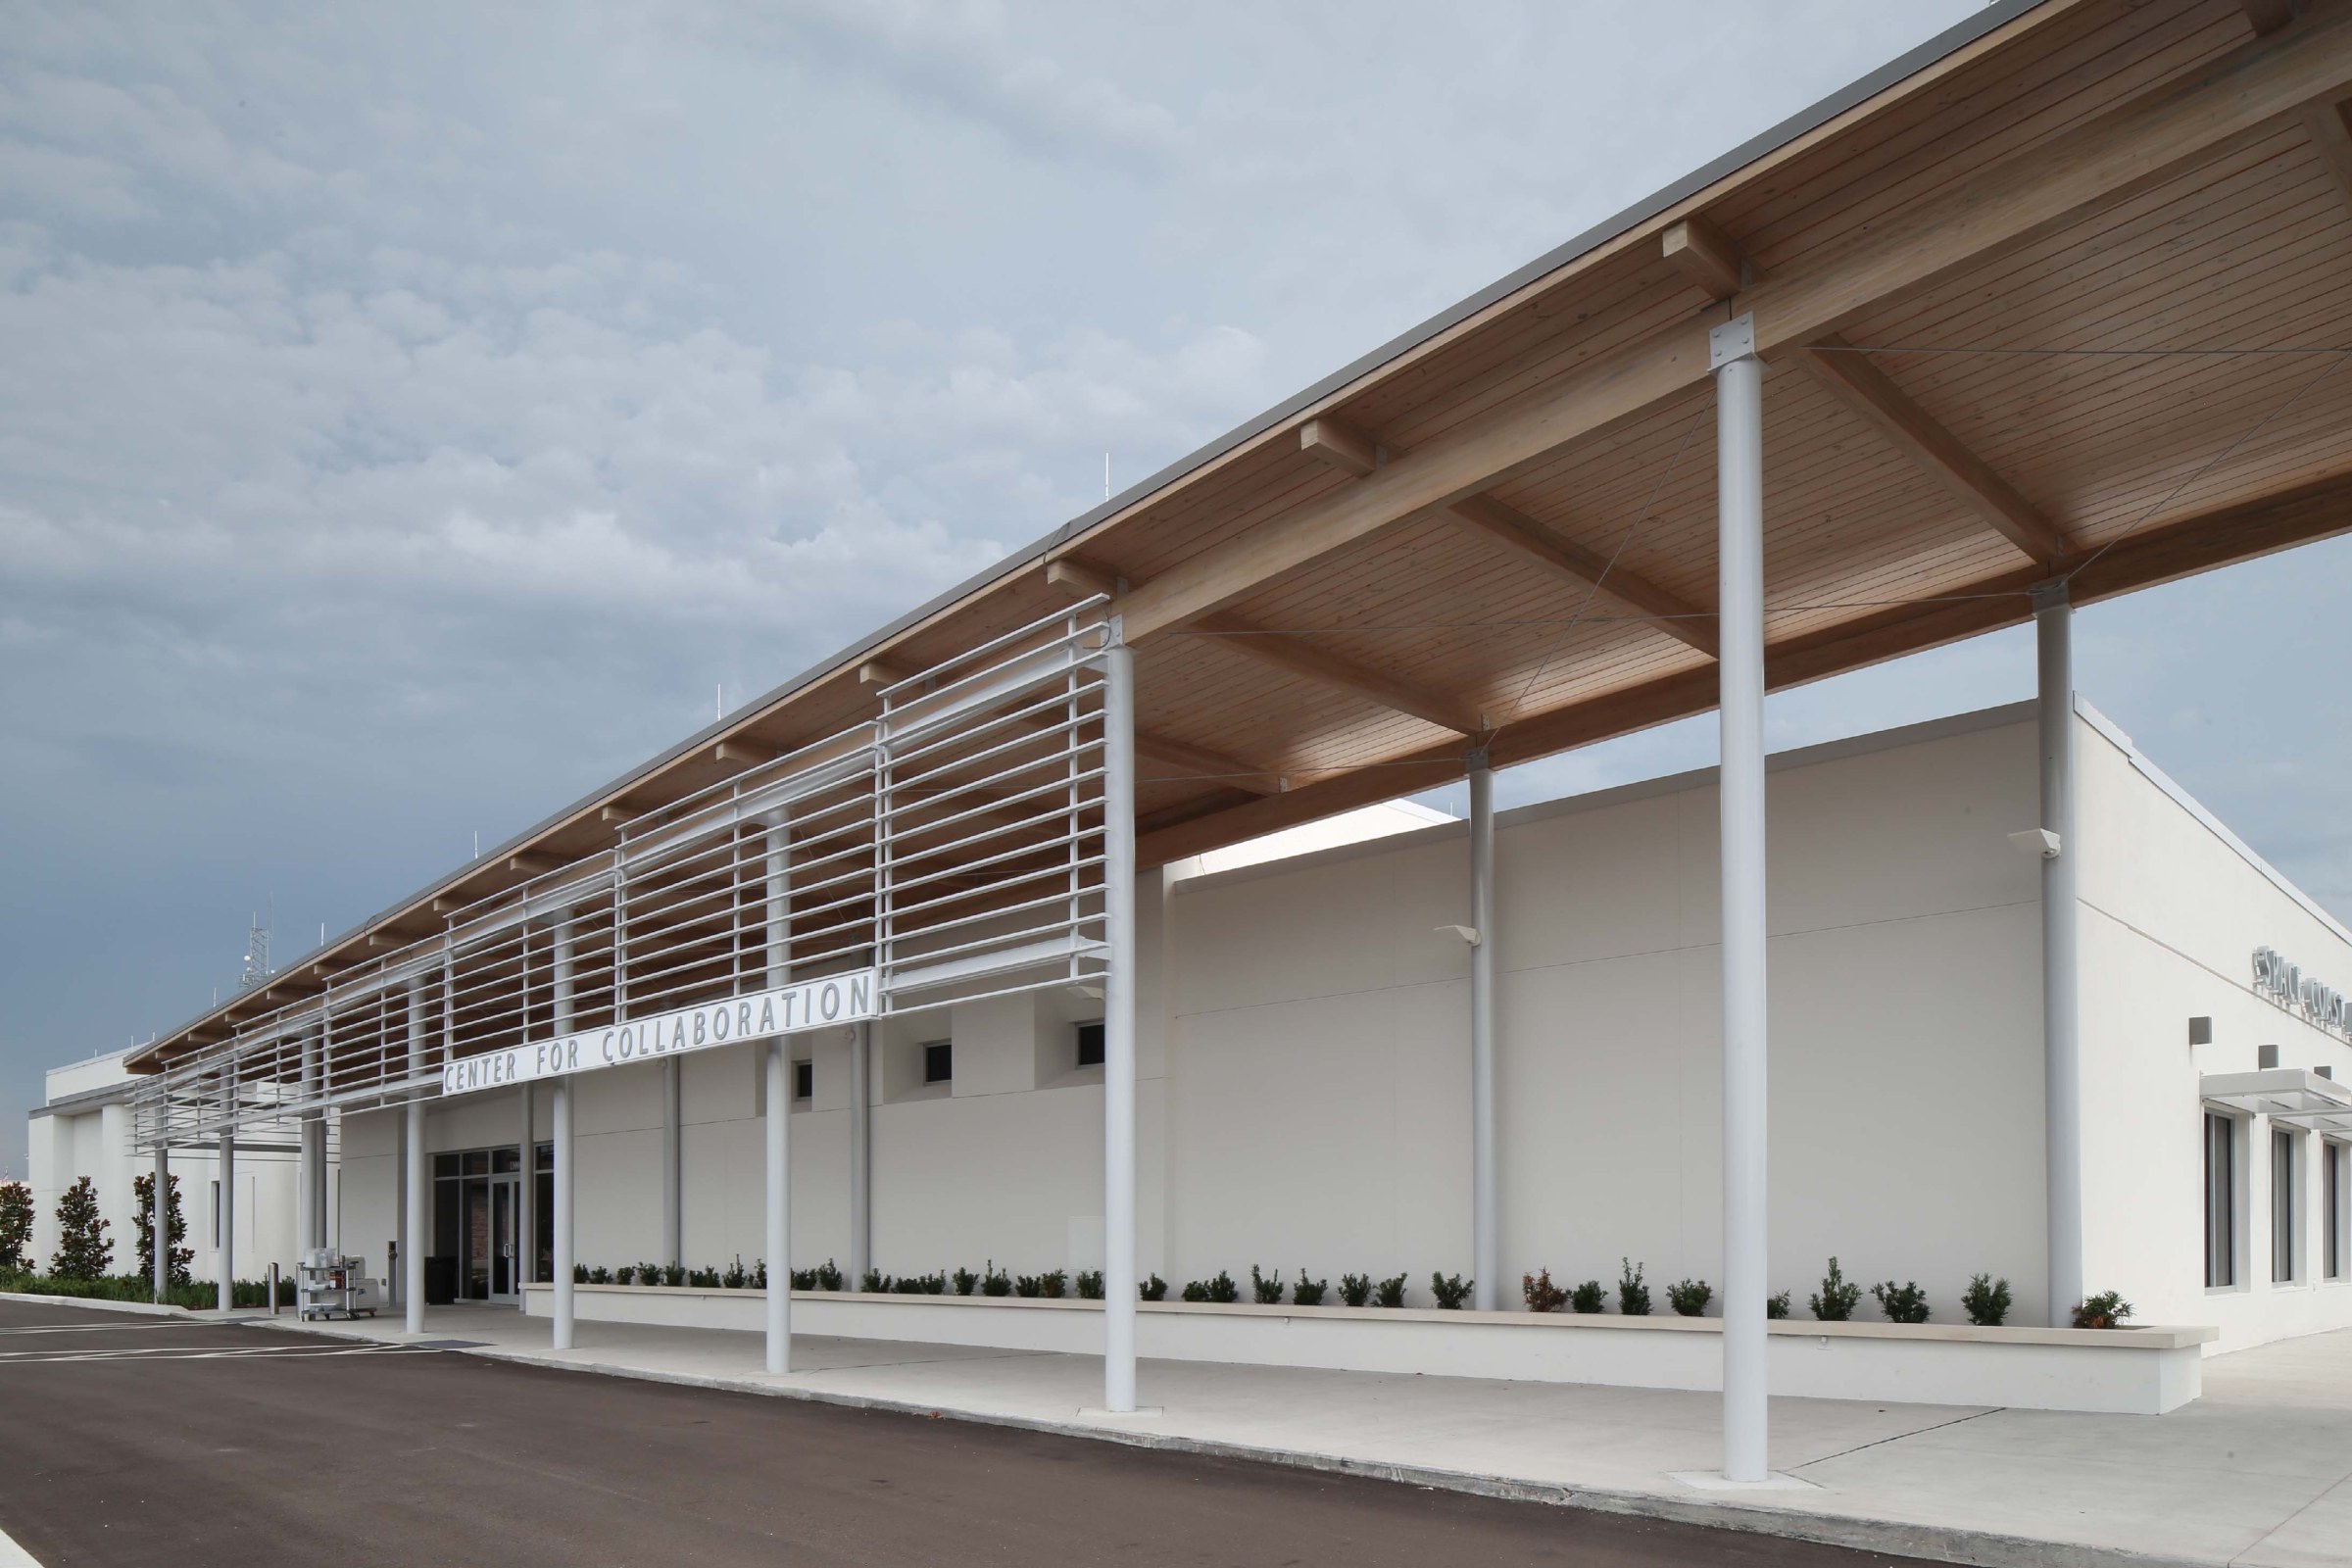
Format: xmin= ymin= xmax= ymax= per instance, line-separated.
xmin=1181 ymin=1270 xmax=1240 ymax=1303
xmin=1766 ymin=1291 xmax=1790 ymax=1320
xmin=1666 ymin=1278 xmax=1712 ymax=1317
xmin=1569 ymin=1279 xmax=1606 ymax=1313
xmin=1291 ymin=1270 xmax=1328 ymax=1306
xmin=1872 ymin=1280 xmax=1930 ymax=1324
xmin=1617 ymin=1258 xmax=1651 ymax=1317
xmin=1961 ymin=1273 xmax=2011 ymax=1327
xmin=1810 ymin=1257 xmax=1860 ymax=1321
xmin=1339 ymin=1273 xmax=1373 ymax=1307
xmin=1076 ymin=1270 xmax=1104 ymax=1299
xmin=1139 ymin=1273 xmax=1168 ymax=1301
xmin=1373 ymin=1273 xmax=1407 ymax=1308
xmin=1250 ymin=1265 xmax=1284 ymax=1304
xmin=1523 ymin=1268 xmax=1567 ymax=1313
xmin=1429 ymin=1272 xmax=1473 ymax=1310
xmin=2072 ymin=1291 xmax=2133 ymax=1329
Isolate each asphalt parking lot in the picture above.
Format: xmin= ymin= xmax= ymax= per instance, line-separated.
xmin=0 ymin=1298 xmax=1934 ymax=1567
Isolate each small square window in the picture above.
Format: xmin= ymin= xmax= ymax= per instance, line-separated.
xmin=794 ymin=1059 xmax=813 ymax=1102
xmin=922 ymin=1040 xmax=954 ymax=1085
xmin=1075 ymin=1021 xmax=1105 ymax=1068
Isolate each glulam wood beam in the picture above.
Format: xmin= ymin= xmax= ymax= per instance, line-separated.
xmin=1792 ymin=334 xmax=2068 ymax=564
xmin=712 ymin=738 xmax=779 ymax=767
xmin=1445 ymin=494 xmax=1720 ymax=657
xmin=2243 ymin=0 xmax=2300 ymax=35
xmin=1112 ymin=17 xmax=2352 ymax=640
xmin=507 ymin=852 xmax=559 ymax=876
xmin=1139 ymin=464 xmax=2352 ymax=865
xmin=1194 ymin=612 xmax=1484 ymax=735
xmin=1661 ymin=215 xmax=1751 ymax=300
xmin=1298 ymin=416 xmax=1379 ymax=477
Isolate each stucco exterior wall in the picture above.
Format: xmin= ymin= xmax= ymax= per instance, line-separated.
xmin=2073 ymin=706 xmax=2352 ymax=1351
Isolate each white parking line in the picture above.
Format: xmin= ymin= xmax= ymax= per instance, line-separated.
xmin=0 ymin=1516 xmax=40 ymax=1566
xmin=0 ymin=1344 xmax=441 ymax=1365
xmin=0 ymin=1321 xmax=210 ymax=1336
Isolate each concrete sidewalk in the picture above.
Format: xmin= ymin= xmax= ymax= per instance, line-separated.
xmin=284 ymin=1305 xmax=2352 ymax=1568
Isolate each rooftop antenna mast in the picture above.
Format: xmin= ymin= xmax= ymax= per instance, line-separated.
xmin=239 ymin=906 xmax=272 ymax=991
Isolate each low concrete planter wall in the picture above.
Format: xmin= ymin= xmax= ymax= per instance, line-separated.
xmin=522 ymin=1286 xmax=2214 ymax=1414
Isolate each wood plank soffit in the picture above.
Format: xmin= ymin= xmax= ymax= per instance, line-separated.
xmin=1138 ymin=465 xmax=2352 ymax=866
xmin=1444 ymin=494 xmax=1721 ymax=658
xmin=1791 ymin=334 xmax=2069 ymax=564
xmin=1111 ymin=17 xmax=2352 ymax=639
xmin=1193 ymin=612 xmax=1485 ymax=735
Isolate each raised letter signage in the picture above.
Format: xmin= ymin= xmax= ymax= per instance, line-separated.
xmin=2252 ymin=946 xmax=2351 ymax=1043
xmin=439 ymin=969 xmax=876 ymax=1098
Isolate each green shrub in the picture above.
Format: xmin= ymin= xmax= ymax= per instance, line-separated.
xmin=1523 ymin=1269 xmax=1567 ymax=1312
xmin=981 ymin=1262 xmax=1011 ymax=1298
xmin=1291 ymin=1270 xmax=1328 ymax=1306
xmin=894 ymin=1273 xmax=943 ymax=1295
xmin=50 ymin=1177 xmax=111 ymax=1282
xmin=1250 ymin=1265 xmax=1283 ymax=1304
xmin=1373 ymin=1273 xmax=1407 ymax=1308
xmin=1339 ymin=1273 xmax=1374 ymax=1307
xmin=1872 ymin=1280 xmax=1930 ymax=1325
xmin=1667 ymin=1278 xmax=1712 ymax=1317
xmin=752 ymin=1261 xmax=768 ymax=1290
xmin=1766 ymin=1291 xmax=1790 ymax=1320
xmin=662 ymin=1263 xmax=686 ymax=1288
xmin=588 ymin=1265 xmax=612 ymax=1284
xmin=1185 ymin=1269 xmax=1242 ymax=1306
xmin=1012 ymin=1274 xmax=1041 ymax=1298
xmin=860 ymin=1269 xmax=890 ymax=1294
xmin=721 ymin=1257 xmax=748 ymax=1290
xmin=1569 ymin=1279 xmax=1606 ymax=1313
xmin=1810 ymin=1257 xmax=1860 ymax=1322
xmin=953 ymin=1267 xmax=980 ymax=1296
xmin=615 ymin=1265 xmax=637 ymax=1286
xmin=0 ymin=1271 xmax=293 ymax=1311
xmin=1039 ymin=1269 xmax=1067 ymax=1299
xmin=0 ymin=1182 xmax=32 ymax=1273
xmin=1961 ymin=1273 xmax=2011 ymax=1327
xmin=688 ymin=1266 xmax=720 ymax=1289
xmin=636 ymin=1262 xmax=662 ymax=1287
xmin=790 ymin=1266 xmax=818 ymax=1290
xmin=814 ymin=1259 xmax=844 ymax=1292
xmin=1617 ymin=1258 xmax=1650 ymax=1317
xmin=1076 ymin=1270 xmax=1103 ymax=1299
xmin=1430 ymin=1272 xmax=1473 ymax=1309
xmin=132 ymin=1172 xmax=193 ymax=1288
xmin=2072 ymin=1291 xmax=2134 ymax=1329
xmin=1139 ymin=1273 xmax=1168 ymax=1301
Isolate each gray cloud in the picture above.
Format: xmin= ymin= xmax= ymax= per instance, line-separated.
xmin=10 ymin=0 xmax=2349 ymax=1176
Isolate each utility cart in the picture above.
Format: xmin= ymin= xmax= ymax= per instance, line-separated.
xmin=297 ymin=1249 xmax=384 ymax=1321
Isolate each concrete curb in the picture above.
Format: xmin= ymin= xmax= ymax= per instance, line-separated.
xmin=366 ymin=1333 xmax=2215 ymax=1568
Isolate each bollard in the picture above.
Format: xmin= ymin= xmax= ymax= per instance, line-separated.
xmin=269 ymin=1260 xmax=279 ymax=1316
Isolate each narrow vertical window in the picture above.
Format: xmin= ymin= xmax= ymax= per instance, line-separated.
xmin=2327 ymin=1141 xmax=2344 ymax=1282
xmin=2205 ymin=1111 xmax=2236 ymax=1289
xmin=2272 ymin=1127 xmax=2299 ymax=1285
xmin=794 ymin=1059 xmax=813 ymax=1102
xmin=212 ymin=1179 xmax=222 ymax=1248
xmin=922 ymin=1041 xmax=953 ymax=1085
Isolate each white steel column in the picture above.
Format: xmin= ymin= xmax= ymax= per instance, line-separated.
xmin=1712 ymin=314 xmax=1770 ymax=1483
xmin=296 ymin=1024 xmax=318 ymax=1257
xmin=306 ymin=1025 xmax=329 ymax=1251
xmin=552 ymin=915 xmax=576 ymax=1351
xmin=152 ymin=1142 xmax=171 ymax=1303
xmin=1101 ymin=631 xmax=1140 ymax=1413
xmin=216 ymin=1128 xmax=235 ymax=1312
xmin=763 ymin=808 xmax=793 ymax=1373
xmin=764 ymin=1038 xmax=791 ymax=1373
xmin=404 ymin=977 xmax=427 ymax=1335
xmin=661 ymin=1057 xmax=682 ymax=1270
xmin=517 ymin=1082 xmax=534 ymax=1308
xmin=2035 ymin=580 xmax=2083 ymax=1327
xmin=848 ymin=1021 xmax=871 ymax=1285
xmin=1468 ymin=754 xmax=1498 ymax=1311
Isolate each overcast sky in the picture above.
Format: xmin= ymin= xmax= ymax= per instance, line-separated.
xmin=6 ymin=1 xmax=2350 ymax=1175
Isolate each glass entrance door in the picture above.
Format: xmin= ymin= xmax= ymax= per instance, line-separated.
xmin=458 ymin=1173 xmax=521 ymax=1303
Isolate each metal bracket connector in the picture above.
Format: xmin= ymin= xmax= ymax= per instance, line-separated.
xmin=1709 ymin=313 xmax=1756 ymax=371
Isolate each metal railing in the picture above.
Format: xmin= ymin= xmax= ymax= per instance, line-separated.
xmin=132 ymin=603 xmax=1113 ymax=1152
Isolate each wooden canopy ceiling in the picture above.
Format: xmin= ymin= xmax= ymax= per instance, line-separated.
xmin=134 ymin=0 xmax=2352 ymax=1070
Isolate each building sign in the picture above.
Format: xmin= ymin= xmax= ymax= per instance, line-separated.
xmin=440 ymin=969 xmax=877 ymax=1098
xmin=2252 ymin=947 xmax=2351 ymax=1042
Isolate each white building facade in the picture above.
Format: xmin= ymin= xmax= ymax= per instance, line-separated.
xmin=28 ymin=1051 xmax=305 ymax=1286
xmin=307 ymin=701 xmax=2349 ymax=1372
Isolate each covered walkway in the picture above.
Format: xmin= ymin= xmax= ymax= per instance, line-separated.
xmin=285 ymin=1303 xmax=2352 ymax=1568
